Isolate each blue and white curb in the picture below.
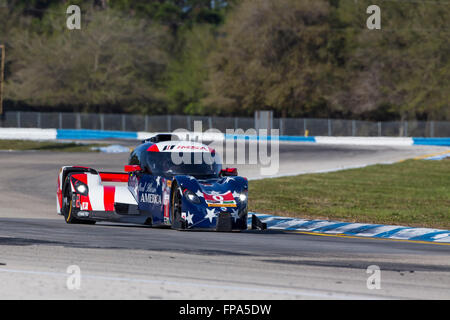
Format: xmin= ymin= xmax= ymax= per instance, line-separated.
xmin=424 ymin=153 xmax=450 ymax=160
xmin=247 ymin=213 xmax=450 ymax=243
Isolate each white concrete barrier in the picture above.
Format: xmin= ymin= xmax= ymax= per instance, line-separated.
xmin=0 ymin=128 xmax=57 ymax=140
xmin=314 ymin=136 xmax=414 ymax=146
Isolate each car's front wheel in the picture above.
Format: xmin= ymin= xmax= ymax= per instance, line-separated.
xmin=170 ymin=184 xmax=186 ymax=230
xmin=62 ymin=177 xmax=79 ymax=224
xmin=62 ymin=177 xmax=95 ymax=225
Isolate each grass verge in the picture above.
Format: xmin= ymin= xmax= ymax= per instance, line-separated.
xmin=0 ymin=139 xmax=106 ymax=152
xmin=249 ymin=159 xmax=450 ymax=229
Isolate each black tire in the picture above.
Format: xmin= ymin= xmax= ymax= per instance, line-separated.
xmin=62 ymin=177 xmax=96 ymax=225
xmin=170 ymin=183 xmax=186 ymax=230
xmin=62 ymin=177 xmax=78 ymax=224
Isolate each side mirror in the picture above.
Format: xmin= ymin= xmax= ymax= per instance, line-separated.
xmin=124 ymin=165 xmax=142 ymax=172
xmin=220 ymin=168 xmax=238 ymax=177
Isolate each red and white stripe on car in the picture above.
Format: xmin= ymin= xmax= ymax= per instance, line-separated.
xmin=81 ymin=173 xmax=137 ymax=212
xmin=57 ymin=168 xmax=137 ymax=214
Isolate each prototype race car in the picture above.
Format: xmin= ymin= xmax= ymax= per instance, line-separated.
xmin=56 ymin=134 xmax=255 ymax=231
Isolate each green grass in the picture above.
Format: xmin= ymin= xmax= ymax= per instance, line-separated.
xmin=249 ymin=159 xmax=450 ymax=229
xmin=0 ymin=140 xmax=106 ymax=152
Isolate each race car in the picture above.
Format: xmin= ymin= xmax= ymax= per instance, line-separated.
xmin=56 ymin=134 xmax=258 ymax=231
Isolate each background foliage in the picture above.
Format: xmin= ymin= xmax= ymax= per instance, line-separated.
xmin=0 ymin=0 xmax=448 ymax=120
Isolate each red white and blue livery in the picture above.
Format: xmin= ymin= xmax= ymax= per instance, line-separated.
xmin=56 ymin=134 xmax=249 ymax=231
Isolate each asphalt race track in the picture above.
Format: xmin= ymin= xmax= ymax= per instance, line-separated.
xmin=0 ymin=142 xmax=449 ymax=299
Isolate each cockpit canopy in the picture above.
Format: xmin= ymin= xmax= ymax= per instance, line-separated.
xmin=129 ymin=140 xmax=222 ymax=179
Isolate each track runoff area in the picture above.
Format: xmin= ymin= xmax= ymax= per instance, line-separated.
xmin=0 ymin=130 xmax=449 ymax=307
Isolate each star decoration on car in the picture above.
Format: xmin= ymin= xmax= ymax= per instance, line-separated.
xmin=196 ymin=190 xmax=204 ymax=198
xmin=230 ymin=209 xmax=239 ymax=222
xmin=232 ymin=191 xmax=240 ymax=199
xmin=156 ymin=176 xmax=161 ymax=187
xmin=204 ymin=208 xmax=217 ymax=223
xmin=186 ymin=212 xmax=194 ymax=225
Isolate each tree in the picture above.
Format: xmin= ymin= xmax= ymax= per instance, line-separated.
xmin=165 ymin=24 xmax=217 ymax=115
xmin=203 ymin=0 xmax=341 ymax=117
xmin=109 ymin=0 xmax=228 ymax=34
xmin=335 ymin=0 xmax=450 ymax=121
xmin=6 ymin=7 xmax=168 ymax=113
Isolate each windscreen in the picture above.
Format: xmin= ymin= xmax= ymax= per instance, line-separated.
xmin=145 ymin=152 xmax=222 ymax=178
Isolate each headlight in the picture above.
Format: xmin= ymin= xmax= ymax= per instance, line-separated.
xmin=77 ymin=184 xmax=87 ymax=194
xmin=184 ymin=190 xmax=200 ymax=204
xmin=239 ymin=192 xmax=248 ymax=202
xmin=72 ymin=178 xmax=89 ymax=196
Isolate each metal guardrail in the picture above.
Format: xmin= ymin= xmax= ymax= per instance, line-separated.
xmin=0 ymin=111 xmax=449 ymax=137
